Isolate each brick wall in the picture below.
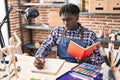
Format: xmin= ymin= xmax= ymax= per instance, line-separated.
xmin=8 ymin=1 xmax=20 ymax=37
xmin=79 ymin=14 xmax=120 ymax=34
xmin=8 ymin=0 xmax=120 ymax=53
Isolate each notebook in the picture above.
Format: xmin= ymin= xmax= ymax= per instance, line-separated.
xmin=31 ymin=58 xmax=65 ymax=74
xmin=67 ymin=40 xmax=99 ymax=58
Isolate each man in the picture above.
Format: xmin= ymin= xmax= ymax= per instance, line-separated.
xmin=34 ymin=3 xmax=104 ymax=69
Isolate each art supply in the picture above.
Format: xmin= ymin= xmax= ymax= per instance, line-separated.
xmin=69 ymin=71 xmax=93 ymax=80
xmin=56 ymin=71 xmax=94 ymax=80
xmin=102 ymin=41 xmax=120 ymax=80
xmin=57 ymin=63 xmax=103 ymax=80
xmin=0 ymin=69 xmax=14 ymax=79
xmin=115 ymin=59 xmax=120 ymax=67
xmin=72 ymin=63 xmax=102 ymax=79
xmin=30 ymin=78 xmax=41 ymax=80
xmin=0 ymin=74 xmax=8 ymax=79
xmin=114 ymin=47 xmax=120 ymax=66
xmin=114 ymin=52 xmax=119 ymax=63
xmin=104 ymin=56 xmax=110 ymax=66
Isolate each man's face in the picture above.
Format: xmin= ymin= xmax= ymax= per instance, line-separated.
xmin=61 ymin=14 xmax=79 ymax=30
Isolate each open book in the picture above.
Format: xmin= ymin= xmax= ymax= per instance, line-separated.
xmin=67 ymin=40 xmax=99 ymax=58
xmin=31 ymin=58 xmax=65 ymax=75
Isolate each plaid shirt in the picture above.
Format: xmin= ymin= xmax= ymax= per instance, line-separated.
xmin=35 ymin=24 xmax=104 ymax=65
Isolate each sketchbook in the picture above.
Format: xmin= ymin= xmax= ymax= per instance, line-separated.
xmin=67 ymin=40 xmax=99 ymax=58
xmin=31 ymin=58 xmax=65 ymax=74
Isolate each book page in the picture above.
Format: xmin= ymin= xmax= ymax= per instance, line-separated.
xmin=31 ymin=58 xmax=65 ymax=74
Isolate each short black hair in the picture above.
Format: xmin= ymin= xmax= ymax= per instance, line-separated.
xmin=59 ymin=3 xmax=80 ymax=16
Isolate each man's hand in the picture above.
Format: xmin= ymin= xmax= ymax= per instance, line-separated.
xmin=34 ymin=58 xmax=45 ymax=69
xmin=76 ymin=57 xmax=88 ymax=63
xmin=75 ymin=53 xmax=93 ymax=63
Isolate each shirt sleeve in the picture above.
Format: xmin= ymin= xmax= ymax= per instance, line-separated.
xmin=35 ymin=29 xmax=57 ymax=58
xmin=89 ymin=32 xmax=104 ymax=66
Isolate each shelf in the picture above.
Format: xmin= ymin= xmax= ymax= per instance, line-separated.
xmin=23 ymin=24 xmax=53 ymax=30
xmin=24 ymin=42 xmax=36 ymax=49
xmin=24 ymin=43 xmax=57 ymax=51
xmin=19 ymin=3 xmax=66 ymax=6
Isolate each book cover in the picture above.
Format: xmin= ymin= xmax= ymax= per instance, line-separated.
xmin=67 ymin=40 xmax=99 ymax=58
xmin=31 ymin=58 xmax=65 ymax=75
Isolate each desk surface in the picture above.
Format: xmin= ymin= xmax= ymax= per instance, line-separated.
xmin=0 ymin=54 xmax=77 ymax=80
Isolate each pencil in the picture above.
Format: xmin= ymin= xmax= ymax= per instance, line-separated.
xmin=0 ymin=74 xmax=8 ymax=79
xmin=104 ymin=55 xmax=110 ymax=66
xmin=0 ymin=68 xmax=14 ymax=79
xmin=114 ymin=52 xmax=119 ymax=63
xmin=110 ymin=51 xmax=114 ymax=67
xmin=115 ymin=59 xmax=120 ymax=67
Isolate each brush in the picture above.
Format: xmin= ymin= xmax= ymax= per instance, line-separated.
xmin=115 ymin=59 xmax=120 ymax=67
xmin=104 ymin=55 xmax=110 ymax=66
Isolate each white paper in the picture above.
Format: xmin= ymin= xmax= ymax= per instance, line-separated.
xmin=31 ymin=58 xmax=65 ymax=74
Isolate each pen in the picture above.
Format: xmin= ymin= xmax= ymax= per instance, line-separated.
xmin=115 ymin=47 xmax=120 ymax=66
xmin=114 ymin=52 xmax=119 ymax=63
xmin=110 ymin=51 xmax=115 ymax=67
xmin=0 ymin=68 xmax=14 ymax=79
xmin=0 ymin=74 xmax=8 ymax=79
xmin=109 ymin=51 xmax=111 ymax=64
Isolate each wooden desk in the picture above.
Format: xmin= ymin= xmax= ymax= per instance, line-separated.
xmin=0 ymin=54 xmax=77 ymax=80
xmin=15 ymin=49 xmax=120 ymax=80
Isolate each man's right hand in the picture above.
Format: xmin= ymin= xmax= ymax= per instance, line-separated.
xmin=34 ymin=58 xmax=45 ymax=69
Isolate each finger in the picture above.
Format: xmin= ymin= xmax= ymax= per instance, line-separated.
xmin=34 ymin=58 xmax=45 ymax=64
xmin=34 ymin=62 xmax=45 ymax=69
xmin=75 ymin=57 xmax=81 ymax=60
xmin=34 ymin=59 xmax=41 ymax=64
xmin=34 ymin=61 xmax=44 ymax=66
xmin=75 ymin=57 xmax=78 ymax=59
xmin=35 ymin=64 xmax=44 ymax=68
xmin=35 ymin=64 xmax=44 ymax=69
xmin=37 ymin=58 xmax=45 ymax=63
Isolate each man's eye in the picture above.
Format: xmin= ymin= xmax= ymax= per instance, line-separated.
xmin=62 ymin=19 xmax=65 ymax=21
